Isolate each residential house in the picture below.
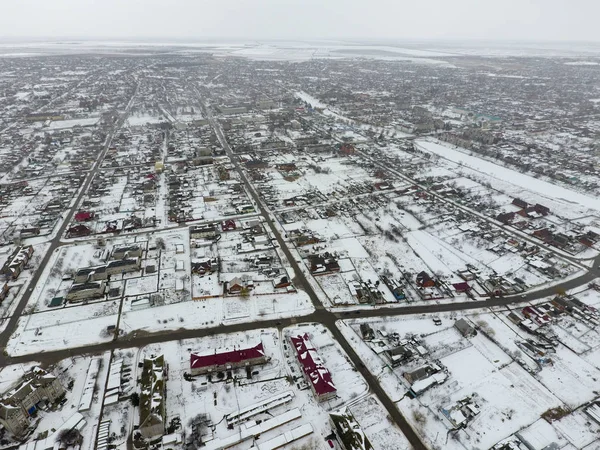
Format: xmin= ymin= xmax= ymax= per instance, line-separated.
xmin=579 ymin=236 xmax=595 ymax=248
xmin=74 ymin=211 xmax=94 ymax=222
xmin=244 ymin=160 xmax=269 ymax=170
xmin=440 ymin=397 xmax=480 ymax=428
xmin=551 ymin=233 xmax=569 ymax=248
xmin=359 ymin=324 xmax=375 ymax=340
xmin=404 ymin=363 xmax=447 ymax=396
xmin=309 ymin=253 xmax=340 ymax=276
xmin=385 ymin=345 xmax=413 ymax=367
xmin=243 ymin=219 xmax=261 ymax=230
xmin=273 ymin=276 xmax=291 ymax=289
xmin=191 ymin=258 xmax=218 ymax=276
xmin=0 ymin=367 xmax=64 ymax=437
xmin=112 ymin=245 xmax=143 ymax=260
xmin=228 ymin=276 xmax=254 ymax=294
xmin=66 ymin=281 xmax=107 ymax=303
xmin=256 ymin=98 xmax=276 ymax=110
xmin=381 ymin=276 xmax=406 ymax=301
xmin=105 ymin=258 xmax=141 ymax=276
xmin=103 ymin=220 xmax=119 ymax=234
xmin=374 ymin=181 xmax=392 ymax=191
xmin=189 ymin=342 xmax=268 ymax=376
xmin=252 ymin=254 xmax=273 ymax=269
xmin=454 ymin=318 xmax=477 ymax=337
xmin=458 ymin=266 xmax=479 ymax=281
xmin=190 ymin=223 xmax=218 ymax=239
xmin=0 ymin=403 xmax=28 ymax=437
xmin=19 ymin=228 xmax=40 ymax=239
xmin=221 ymin=219 xmax=236 ymax=232
xmin=533 ymin=228 xmax=553 ymax=243
xmin=586 ymin=230 xmax=600 ymax=242
xmin=496 ymin=212 xmax=515 ymax=225
xmin=73 ymin=266 xmax=107 ymax=284
xmin=534 ymin=203 xmax=550 ymax=216
xmin=339 ymin=143 xmax=356 ymax=155
xmin=452 ymin=282 xmax=471 ymax=293
xmin=416 ymin=271 xmax=435 ymax=288
xmin=66 ymin=224 xmax=92 ymax=238
xmin=123 ymin=216 xmax=143 ymax=231
xmin=293 ymin=233 xmax=321 ymax=247
xmin=512 ymin=198 xmax=528 ymax=209
xmin=236 ymin=204 xmax=255 ymax=214
xmin=1 ymin=246 xmax=34 ymax=280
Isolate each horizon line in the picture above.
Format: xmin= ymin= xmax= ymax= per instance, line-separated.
xmin=1 ymin=36 xmax=600 ymax=45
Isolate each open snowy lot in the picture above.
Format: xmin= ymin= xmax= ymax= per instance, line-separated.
xmin=342 ymin=309 xmax=600 ymax=450
xmin=105 ymin=325 xmax=410 ymax=450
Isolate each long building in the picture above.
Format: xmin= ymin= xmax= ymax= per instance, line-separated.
xmin=139 ymin=355 xmax=166 ymax=441
xmin=112 ymin=245 xmax=143 ymax=260
xmin=190 ymin=342 xmax=268 ymax=376
xmin=289 ymin=334 xmax=336 ymax=402
xmin=66 ymin=281 xmax=106 ymax=302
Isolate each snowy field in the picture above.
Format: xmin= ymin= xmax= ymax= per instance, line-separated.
xmin=104 ymin=325 xmax=411 ymax=450
xmin=341 ymin=309 xmax=600 ymax=450
xmin=416 ymin=139 xmax=600 ymax=218
xmin=46 ymin=117 xmax=99 ymax=129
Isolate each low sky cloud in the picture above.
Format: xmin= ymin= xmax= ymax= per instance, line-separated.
xmin=1 ymin=0 xmax=598 ymax=42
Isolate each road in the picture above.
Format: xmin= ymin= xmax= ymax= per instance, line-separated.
xmin=201 ymin=99 xmax=429 ymax=449
xmin=0 ymin=81 xmax=140 ymax=349
xmin=0 ymin=87 xmax=598 ymax=450
xmin=200 ymin=98 xmax=600 ymax=449
xmin=300 ymin=115 xmax=591 ymax=272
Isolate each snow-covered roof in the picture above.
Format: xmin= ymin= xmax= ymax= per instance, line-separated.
xmin=190 ymin=342 xmax=265 ymax=370
xmin=290 ymin=334 xmax=336 ymax=397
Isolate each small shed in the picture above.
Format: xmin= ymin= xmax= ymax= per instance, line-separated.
xmin=49 ymin=297 xmax=64 ymax=308
xmin=454 ymin=318 xmax=476 ymax=337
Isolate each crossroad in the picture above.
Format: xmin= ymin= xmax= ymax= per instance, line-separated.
xmin=1 ymin=86 xmax=599 ymax=450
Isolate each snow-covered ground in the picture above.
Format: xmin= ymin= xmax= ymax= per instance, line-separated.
xmin=416 ymin=138 xmax=600 ymax=217
xmin=46 ymin=117 xmax=99 ymax=129
xmin=0 ymin=353 xmax=111 ymax=450
xmin=341 ymin=309 xmax=600 ymax=450
xmin=102 ymin=325 xmax=411 ymax=450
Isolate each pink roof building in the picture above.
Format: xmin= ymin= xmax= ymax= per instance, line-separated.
xmin=75 ymin=211 xmax=94 ymax=222
xmin=190 ymin=342 xmax=268 ymax=375
xmin=290 ymin=334 xmax=336 ymax=402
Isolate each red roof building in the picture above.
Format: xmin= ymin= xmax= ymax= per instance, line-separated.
xmin=339 ymin=143 xmax=356 ymax=155
xmin=75 ymin=211 xmax=94 ymax=222
xmin=66 ymin=224 xmax=92 ymax=238
xmin=452 ymin=282 xmax=471 ymax=293
xmin=416 ymin=271 xmax=435 ymax=288
xmin=221 ymin=219 xmax=237 ymax=232
xmin=189 ymin=342 xmax=268 ymax=376
xmin=289 ymin=334 xmax=336 ymax=402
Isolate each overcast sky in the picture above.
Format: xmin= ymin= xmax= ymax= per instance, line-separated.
xmin=1 ymin=0 xmax=599 ymax=42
